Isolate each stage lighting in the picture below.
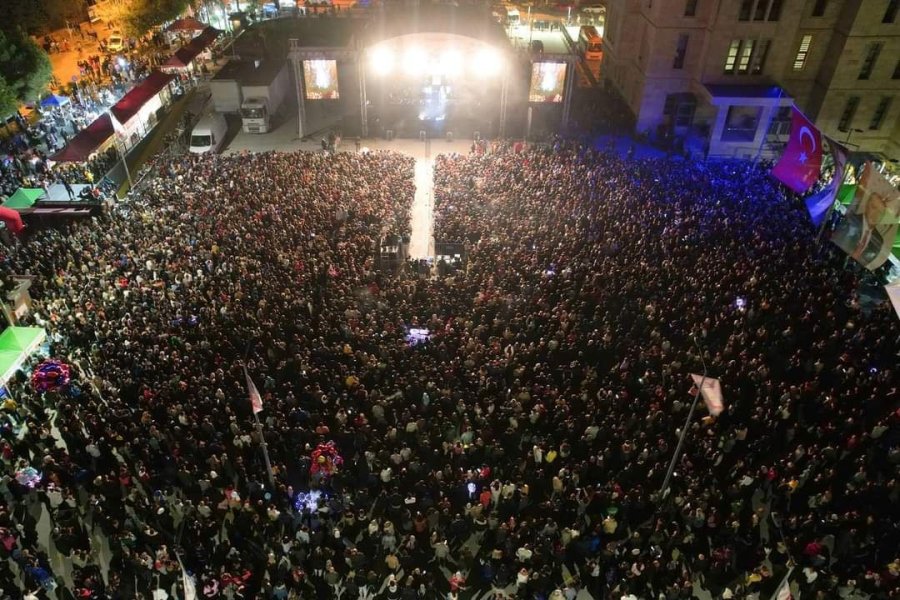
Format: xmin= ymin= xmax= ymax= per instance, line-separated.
xmin=370 ymin=47 xmax=394 ymax=75
xmin=440 ymin=50 xmax=463 ymax=77
xmin=403 ymin=47 xmax=427 ymax=76
xmin=473 ymin=48 xmax=503 ymax=77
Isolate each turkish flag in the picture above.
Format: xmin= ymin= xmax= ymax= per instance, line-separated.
xmin=771 ymin=106 xmax=823 ymax=194
xmin=0 ymin=207 xmax=25 ymax=235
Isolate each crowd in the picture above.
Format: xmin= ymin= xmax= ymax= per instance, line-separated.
xmin=0 ymin=88 xmax=126 ymax=198
xmin=0 ymin=142 xmax=897 ymax=600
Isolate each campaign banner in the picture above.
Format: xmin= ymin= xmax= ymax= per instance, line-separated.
xmin=832 ymin=162 xmax=900 ymax=271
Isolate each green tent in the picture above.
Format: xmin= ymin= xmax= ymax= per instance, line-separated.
xmin=2 ymin=188 xmax=44 ymax=210
xmin=0 ymin=326 xmax=47 ymax=386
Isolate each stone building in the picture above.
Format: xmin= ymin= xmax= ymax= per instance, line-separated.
xmin=601 ymin=0 xmax=899 ymax=160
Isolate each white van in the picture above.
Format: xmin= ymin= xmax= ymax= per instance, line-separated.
xmin=189 ymin=112 xmax=227 ymax=154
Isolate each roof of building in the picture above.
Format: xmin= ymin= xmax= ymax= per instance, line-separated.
xmin=232 ymin=17 xmax=358 ymax=60
xmin=211 ymin=59 xmax=286 ymax=86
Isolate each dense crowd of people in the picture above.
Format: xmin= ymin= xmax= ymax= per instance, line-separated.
xmin=0 ymin=143 xmax=897 ymax=600
xmin=1 ymin=93 xmax=123 ymax=198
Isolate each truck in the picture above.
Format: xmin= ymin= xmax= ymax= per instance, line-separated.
xmin=209 ymin=59 xmax=292 ymax=133
xmin=240 ymin=61 xmax=291 ymax=134
xmin=210 ymin=61 xmax=245 ymax=114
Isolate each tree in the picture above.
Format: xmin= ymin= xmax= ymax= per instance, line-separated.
xmin=0 ymin=0 xmax=87 ymax=36
xmin=0 ymin=76 xmax=17 ymax=119
xmin=121 ymin=0 xmax=192 ymax=37
xmin=0 ymin=30 xmax=52 ymax=108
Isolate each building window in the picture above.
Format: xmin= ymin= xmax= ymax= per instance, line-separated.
xmin=768 ymin=106 xmax=792 ymax=137
xmin=724 ymin=40 xmax=741 ymax=73
xmin=722 ymin=106 xmax=763 ymax=142
xmin=812 ymin=0 xmax=827 ymax=16
xmin=793 ymin=35 xmax=813 ymax=71
xmin=724 ymin=39 xmax=768 ymax=75
xmin=838 ymin=96 xmax=860 ymax=131
xmin=737 ymin=40 xmax=756 ymax=72
xmin=894 ymin=59 xmax=900 ymax=79
xmin=673 ymin=34 xmax=689 ymax=69
xmin=751 ymin=39 xmax=770 ymax=74
xmin=663 ymin=94 xmax=697 ymax=127
xmin=869 ymin=97 xmax=892 ymax=130
xmin=685 ymin=0 xmax=698 ymax=16
xmin=884 ymin=0 xmax=899 ymax=23
xmin=739 ymin=0 xmax=779 ymax=21
xmin=858 ymin=43 xmax=882 ymax=80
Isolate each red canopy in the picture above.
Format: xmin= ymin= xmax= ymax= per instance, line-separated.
xmin=110 ymin=71 xmax=176 ymax=126
xmin=163 ymin=27 xmax=221 ymax=69
xmin=48 ymin=114 xmax=115 ymax=163
xmin=167 ymin=17 xmax=207 ymax=31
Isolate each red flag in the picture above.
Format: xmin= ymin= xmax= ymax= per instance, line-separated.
xmin=771 ymin=106 xmax=822 ymax=194
xmin=0 ymin=207 xmax=25 ymax=235
xmin=244 ymin=367 xmax=263 ymax=414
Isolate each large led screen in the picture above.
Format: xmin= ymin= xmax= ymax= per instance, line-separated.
xmin=303 ymin=60 xmax=340 ymax=100
xmin=528 ymin=62 xmax=567 ymax=103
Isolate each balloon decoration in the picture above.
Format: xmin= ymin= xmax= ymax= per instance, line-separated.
xmin=293 ymin=489 xmax=326 ymax=512
xmin=15 ymin=465 xmax=43 ymax=489
xmin=309 ymin=441 xmax=343 ymax=478
xmin=31 ymin=359 xmax=71 ymax=393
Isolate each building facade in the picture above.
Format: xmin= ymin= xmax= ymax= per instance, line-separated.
xmin=601 ymin=0 xmax=900 ymax=160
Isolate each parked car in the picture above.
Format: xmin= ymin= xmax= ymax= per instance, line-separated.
xmin=106 ymin=33 xmax=125 ymax=53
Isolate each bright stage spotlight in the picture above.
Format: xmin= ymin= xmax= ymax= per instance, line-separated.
xmin=473 ymin=47 xmax=503 ymax=77
xmin=369 ymin=46 xmax=395 ymax=75
xmin=439 ymin=49 xmax=463 ymax=77
xmin=403 ymin=47 xmax=427 ymax=76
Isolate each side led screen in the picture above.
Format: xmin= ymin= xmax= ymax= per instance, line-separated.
xmin=529 ymin=62 xmax=566 ymax=103
xmin=303 ymin=60 xmax=340 ymax=100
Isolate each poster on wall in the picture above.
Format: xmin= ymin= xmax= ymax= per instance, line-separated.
xmin=303 ymin=60 xmax=340 ymax=100
xmin=528 ymin=62 xmax=566 ymax=103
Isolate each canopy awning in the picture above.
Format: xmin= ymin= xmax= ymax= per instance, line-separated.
xmin=48 ymin=114 xmax=115 ymax=163
xmin=0 ymin=326 xmax=47 ymax=386
xmin=702 ymin=84 xmax=792 ymax=106
xmin=163 ymin=27 xmax=221 ymax=69
xmin=41 ymin=94 xmax=71 ymax=108
xmin=3 ymin=188 xmax=45 ymax=209
xmin=110 ymin=71 xmax=176 ymax=126
xmin=167 ymin=16 xmax=207 ymax=31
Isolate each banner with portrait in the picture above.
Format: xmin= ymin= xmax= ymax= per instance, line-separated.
xmin=832 ymin=162 xmax=900 ymax=271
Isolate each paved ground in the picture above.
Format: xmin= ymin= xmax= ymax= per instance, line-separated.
xmin=410 ymin=158 xmax=435 ymax=259
xmin=225 ymin=113 xmax=476 ymax=158
xmin=45 ymin=22 xmax=114 ymax=88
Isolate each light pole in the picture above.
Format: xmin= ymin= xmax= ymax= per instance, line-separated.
xmin=116 ymin=139 xmax=134 ymax=195
xmin=660 ymin=336 xmax=707 ymax=499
